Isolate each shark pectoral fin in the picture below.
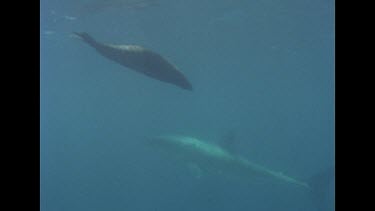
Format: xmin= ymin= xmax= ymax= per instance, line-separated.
xmin=187 ymin=163 xmax=203 ymax=179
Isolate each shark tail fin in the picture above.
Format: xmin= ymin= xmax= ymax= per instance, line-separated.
xmin=308 ymin=165 xmax=335 ymax=211
xmin=72 ymin=32 xmax=97 ymax=46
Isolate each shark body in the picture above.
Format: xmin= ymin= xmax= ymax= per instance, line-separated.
xmin=150 ymin=135 xmax=309 ymax=188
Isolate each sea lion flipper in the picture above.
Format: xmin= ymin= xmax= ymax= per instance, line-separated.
xmin=73 ymin=32 xmax=97 ymax=46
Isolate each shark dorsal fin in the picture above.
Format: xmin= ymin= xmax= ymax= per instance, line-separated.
xmin=218 ymin=130 xmax=237 ymax=154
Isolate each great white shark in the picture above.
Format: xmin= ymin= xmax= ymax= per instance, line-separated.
xmin=149 ymin=134 xmax=334 ymax=210
xmin=149 ymin=134 xmax=309 ymax=188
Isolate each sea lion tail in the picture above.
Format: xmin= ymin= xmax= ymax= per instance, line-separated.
xmin=73 ymin=32 xmax=97 ymax=46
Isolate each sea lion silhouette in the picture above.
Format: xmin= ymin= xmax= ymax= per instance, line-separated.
xmin=74 ymin=32 xmax=192 ymax=91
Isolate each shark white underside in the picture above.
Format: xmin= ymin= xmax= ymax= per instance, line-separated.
xmin=150 ymin=135 xmax=309 ymax=189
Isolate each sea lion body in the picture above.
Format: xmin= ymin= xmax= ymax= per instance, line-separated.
xmin=75 ymin=32 xmax=192 ymax=90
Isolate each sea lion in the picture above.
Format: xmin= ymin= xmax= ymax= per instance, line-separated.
xmin=74 ymin=32 xmax=192 ymax=91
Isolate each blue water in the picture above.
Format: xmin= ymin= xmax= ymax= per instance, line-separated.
xmin=40 ymin=0 xmax=335 ymax=210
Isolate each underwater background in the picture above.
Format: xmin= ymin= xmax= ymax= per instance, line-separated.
xmin=40 ymin=0 xmax=335 ymax=210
